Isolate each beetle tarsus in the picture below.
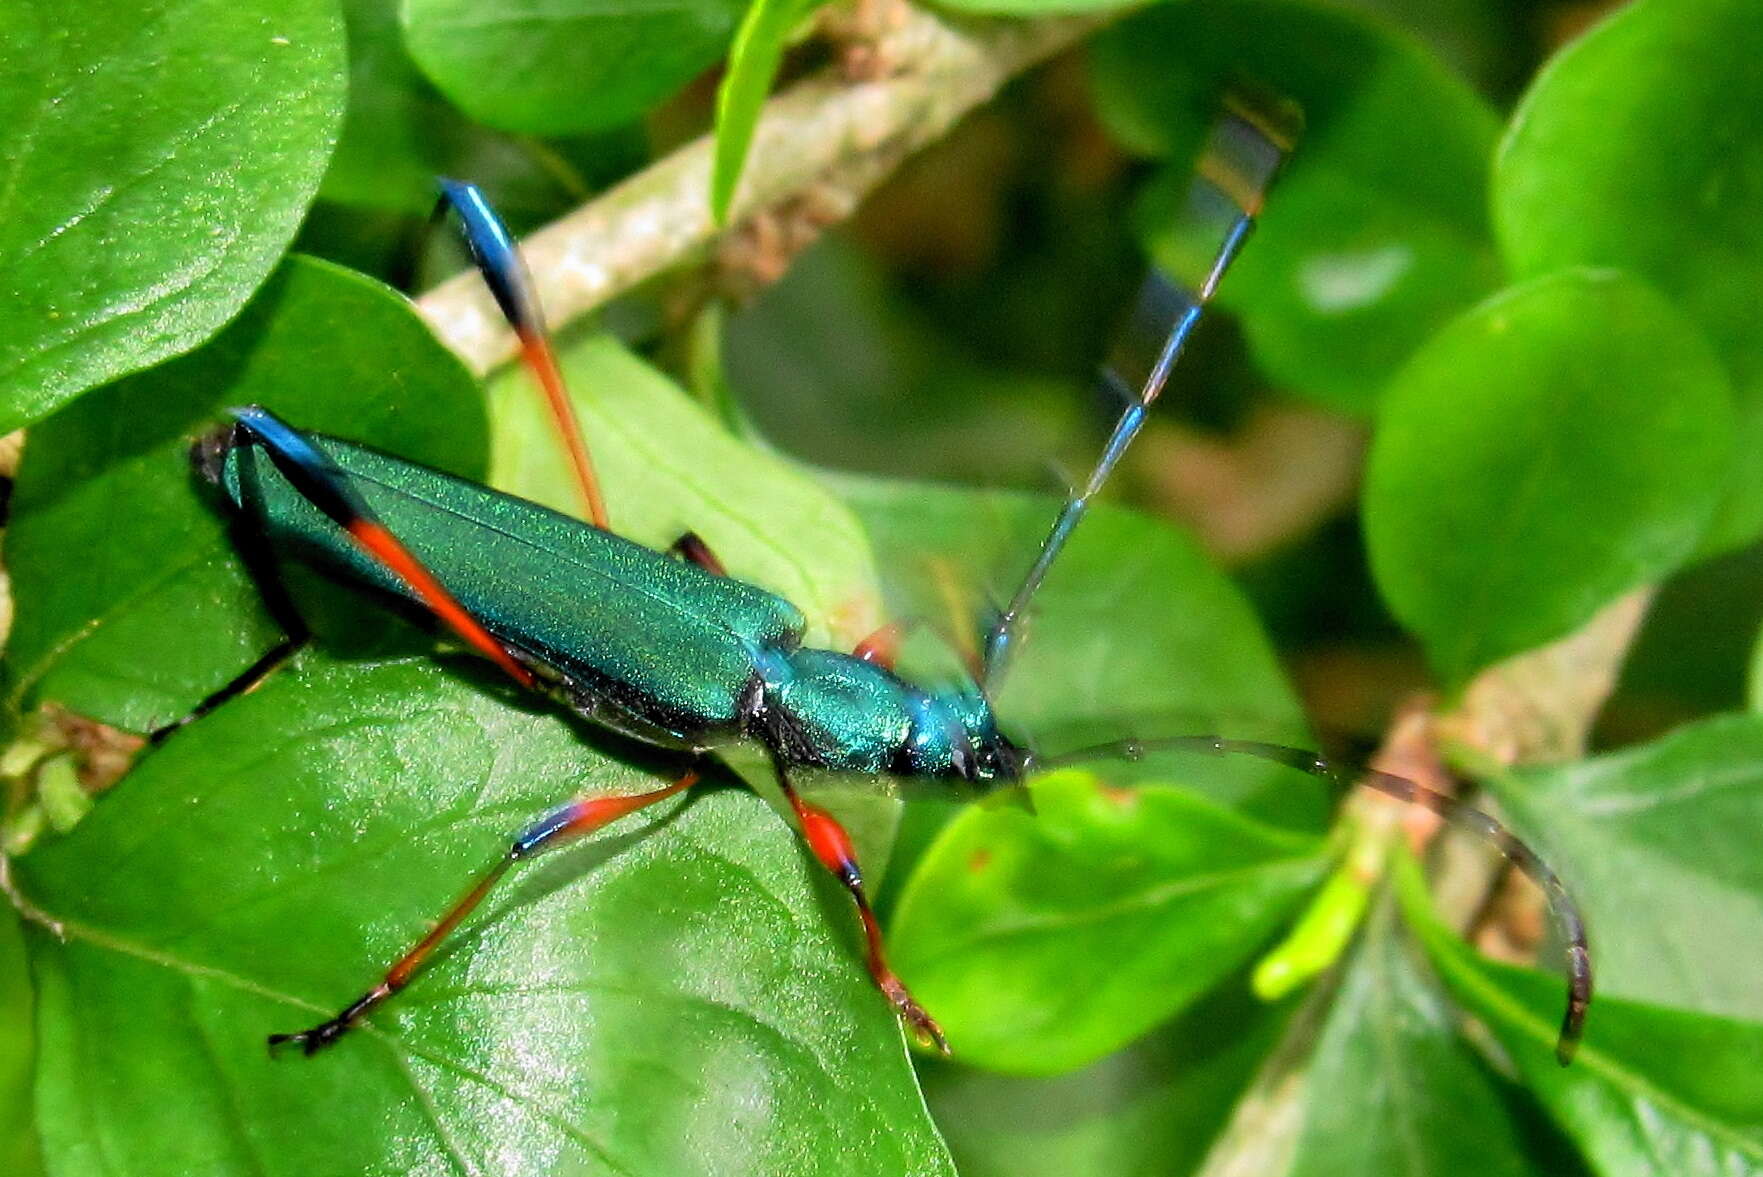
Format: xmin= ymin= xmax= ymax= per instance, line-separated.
xmin=267 ymin=1016 xmax=353 ymax=1057
xmin=886 ymin=979 xmax=949 ymax=1054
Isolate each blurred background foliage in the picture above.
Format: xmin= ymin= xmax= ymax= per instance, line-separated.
xmin=5 ymin=0 xmax=1763 ymax=1174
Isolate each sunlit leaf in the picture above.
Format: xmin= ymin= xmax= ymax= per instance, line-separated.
xmin=4 ymin=256 xmax=486 ymax=734
xmin=1407 ymin=868 xmax=1763 ymax=1177
xmin=1486 ymin=714 xmax=1763 ymax=1023
xmin=0 ymin=0 xmax=346 ymax=431
xmin=487 ymin=332 xmax=883 ymax=652
xmin=891 ymin=771 xmax=1326 ymax=1074
xmin=14 ymin=656 xmax=956 ymax=1176
xmin=711 ymin=0 xmax=821 ymax=223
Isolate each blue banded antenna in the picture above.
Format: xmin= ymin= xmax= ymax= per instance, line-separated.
xmin=982 ymin=96 xmax=1299 ymax=684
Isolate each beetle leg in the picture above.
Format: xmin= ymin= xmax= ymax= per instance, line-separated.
xmin=668 ymin=531 xmax=728 ymax=576
xmin=436 ymin=179 xmax=610 ymax=530
xmin=148 ymin=633 xmax=306 ymax=745
xmin=773 ymin=764 xmax=947 ymax=1053
xmin=225 ymin=407 xmax=537 ymax=690
xmin=268 ymin=769 xmax=700 ymax=1055
xmin=852 ymin=623 xmax=903 ymax=669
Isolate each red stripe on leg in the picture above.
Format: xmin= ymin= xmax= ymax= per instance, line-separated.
xmin=517 ymin=328 xmax=610 ymax=530
xmin=853 ymin=623 xmax=903 ymax=669
xmin=563 ymin=770 xmax=699 ymax=834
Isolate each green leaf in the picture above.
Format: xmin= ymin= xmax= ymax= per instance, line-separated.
xmin=12 ymin=655 xmax=956 ymax=1176
xmin=1363 ymin=268 xmax=1733 ymax=689
xmin=711 ymin=0 xmax=820 ymax=223
xmin=1495 ymin=0 xmax=1763 ymax=553
xmin=1407 ymin=874 xmax=1763 ymax=1177
xmin=0 ymin=904 xmax=41 ymax=1177
xmin=1285 ymin=894 xmax=1538 ymax=1177
xmin=1092 ymin=0 xmax=1501 ymax=413
xmin=323 ymin=0 xmax=456 ymax=213
xmin=403 ymin=0 xmax=746 ymax=136
xmin=0 ymin=0 xmax=346 ymax=432
xmin=4 ymin=256 xmax=486 ymax=734
xmin=890 ymin=771 xmax=1326 ymax=1074
xmin=922 ymin=979 xmax=1292 ymax=1177
xmin=725 ymin=241 xmax=1084 ymax=485
xmin=1486 ymin=714 xmax=1763 ymax=1024
xmin=486 ymin=333 xmax=883 ymax=652
xmin=321 ymin=0 xmax=634 ymax=218
xmin=834 ymin=477 xmax=1326 ymax=830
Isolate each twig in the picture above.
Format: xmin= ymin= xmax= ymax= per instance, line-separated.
xmin=1138 ymin=405 xmax=1367 ymax=565
xmin=415 ymin=5 xmax=1110 ymax=376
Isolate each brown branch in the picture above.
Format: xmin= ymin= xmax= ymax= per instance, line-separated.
xmin=415 ymin=5 xmax=1110 ymax=376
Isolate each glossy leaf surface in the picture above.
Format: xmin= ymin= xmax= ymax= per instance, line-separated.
xmin=4 ymin=256 xmax=486 ymax=734
xmin=1364 ymin=269 xmax=1732 ymax=688
xmin=1495 ymin=0 xmax=1763 ymax=552
xmin=890 ymin=771 xmax=1325 ymax=1074
xmin=0 ymin=0 xmax=346 ymax=431
xmin=1092 ymin=0 xmax=1500 ymax=413
xmin=14 ymin=656 xmax=955 ymax=1176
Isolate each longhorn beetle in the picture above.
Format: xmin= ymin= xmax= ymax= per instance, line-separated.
xmin=191 ymin=97 xmax=1591 ymax=1063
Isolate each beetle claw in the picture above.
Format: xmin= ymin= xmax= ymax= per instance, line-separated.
xmin=268 ymin=1015 xmax=351 ymax=1057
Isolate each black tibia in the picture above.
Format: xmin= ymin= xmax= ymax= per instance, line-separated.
xmin=150 ymin=493 xmax=312 ymax=745
xmin=669 ymin=531 xmax=726 ymax=576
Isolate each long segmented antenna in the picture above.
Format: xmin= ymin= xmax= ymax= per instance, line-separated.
xmin=982 ymin=98 xmax=1297 ymax=683
xmin=435 ymin=180 xmax=611 ymax=530
xmin=1035 ymin=735 xmax=1592 ymax=1064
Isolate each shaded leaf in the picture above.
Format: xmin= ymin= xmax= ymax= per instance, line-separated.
xmin=1363 ymin=268 xmax=1733 ymax=689
xmin=930 ymin=0 xmax=1125 ymax=15
xmin=1407 ymin=871 xmax=1763 ymax=1177
xmin=14 ymin=656 xmax=955 ymax=1176
xmin=725 ymin=240 xmax=1084 ymax=486
xmin=1495 ymin=0 xmax=1763 ymax=552
xmin=0 ymin=904 xmax=41 ymax=1177
xmin=1487 ymin=714 xmax=1763 ymax=1023
xmin=403 ymin=0 xmax=746 ymax=136
xmin=0 ymin=0 xmax=346 ymax=431
xmin=1286 ymin=893 xmax=1536 ymax=1177
xmin=320 ymin=0 xmax=641 ymax=219
xmin=922 ymin=978 xmax=1292 ymax=1177
xmin=711 ymin=0 xmax=821 ymax=223
xmin=1092 ymin=0 xmax=1500 ymax=413
xmin=4 ymin=256 xmax=486 ymax=733
xmin=890 ymin=770 xmax=1326 ymax=1074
